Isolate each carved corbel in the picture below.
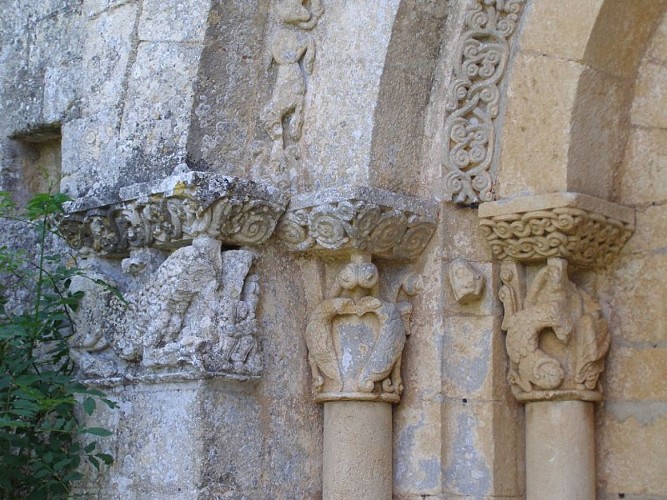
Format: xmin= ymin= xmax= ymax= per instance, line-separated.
xmin=479 ymin=192 xmax=634 ymax=402
xmin=277 ymin=186 xmax=439 ymax=403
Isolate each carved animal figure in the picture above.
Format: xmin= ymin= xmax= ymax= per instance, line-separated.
xmin=503 ymin=259 xmax=609 ymax=394
xmin=304 ymin=258 xmax=409 ymax=397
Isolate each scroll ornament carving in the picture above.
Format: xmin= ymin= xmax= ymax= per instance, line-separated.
xmin=275 ymin=201 xmax=437 ymax=259
xmin=58 ymin=172 xmax=288 ymax=257
xmin=70 ymin=237 xmax=263 ymax=384
xmin=479 ymin=207 xmax=633 ymax=267
xmin=305 ymin=255 xmax=420 ymax=403
xmin=261 ymin=0 xmax=323 ymax=190
xmin=442 ymin=0 xmax=525 ymax=204
xmin=500 ymin=258 xmax=610 ymax=402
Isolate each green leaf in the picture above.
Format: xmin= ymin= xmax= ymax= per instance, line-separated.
xmin=96 ymin=453 xmax=113 ymax=465
xmin=83 ymin=397 xmax=96 ymax=416
xmin=81 ymin=427 xmax=113 ymax=437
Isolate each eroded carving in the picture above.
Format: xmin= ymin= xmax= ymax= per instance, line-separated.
xmin=262 ymin=0 xmax=323 ymax=189
xmin=275 ymin=187 xmax=439 ymax=259
xmin=449 ymin=259 xmax=485 ymax=303
xmin=442 ymin=0 xmax=525 ymax=204
xmin=305 ymin=254 xmax=420 ymax=403
xmin=59 ymin=171 xmax=288 ymax=257
xmin=70 ymin=236 xmax=262 ymax=384
xmin=500 ymin=258 xmax=610 ymax=402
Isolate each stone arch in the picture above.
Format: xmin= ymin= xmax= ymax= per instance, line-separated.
xmin=497 ymin=0 xmax=667 ymax=200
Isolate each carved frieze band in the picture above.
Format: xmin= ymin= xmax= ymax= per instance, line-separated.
xmin=59 ymin=171 xmax=289 ymax=257
xmin=478 ymin=193 xmax=634 ymax=267
xmin=442 ymin=0 xmax=525 ymax=205
xmin=275 ymin=187 xmax=439 ymax=259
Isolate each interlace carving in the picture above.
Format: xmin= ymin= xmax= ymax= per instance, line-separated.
xmin=261 ymin=0 xmax=323 ymax=190
xmin=479 ymin=207 xmax=633 ymax=267
xmin=305 ymin=254 xmax=420 ymax=403
xmin=442 ymin=0 xmax=525 ymax=204
xmin=59 ymin=172 xmax=288 ymax=257
xmin=500 ymin=259 xmax=610 ymax=402
xmin=70 ymin=237 xmax=262 ymax=384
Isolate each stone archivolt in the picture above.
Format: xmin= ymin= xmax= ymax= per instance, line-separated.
xmin=478 ymin=192 xmax=634 ymax=267
xmin=59 ymin=171 xmax=289 ymax=257
xmin=443 ymin=0 xmax=525 ymax=205
xmin=275 ymin=186 xmax=439 ymax=259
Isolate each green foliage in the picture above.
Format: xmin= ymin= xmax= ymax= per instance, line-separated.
xmin=0 ymin=191 xmax=116 ymax=498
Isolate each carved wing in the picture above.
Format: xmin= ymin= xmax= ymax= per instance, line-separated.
xmin=304 ymin=300 xmax=340 ymax=383
xmin=574 ymin=313 xmax=610 ymax=390
xmin=357 ymin=303 xmax=406 ymax=392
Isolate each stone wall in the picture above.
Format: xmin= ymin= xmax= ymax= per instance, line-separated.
xmin=1 ymin=1 xmax=666 ymax=499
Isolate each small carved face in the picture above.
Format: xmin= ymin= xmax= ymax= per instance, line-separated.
xmin=275 ymin=0 xmax=311 ymax=24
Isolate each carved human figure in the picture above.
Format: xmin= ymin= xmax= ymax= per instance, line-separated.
xmin=261 ymin=0 xmax=323 ymax=183
xmin=501 ymin=258 xmax=610 ymax=399
xmin=305 ymin=254 xmax=418 ymax=403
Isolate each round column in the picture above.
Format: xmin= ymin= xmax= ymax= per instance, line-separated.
xmin=323 ymin=401 xmax=392 ymax=500
xmin=526 ymin=400 xmax=596 ymax=500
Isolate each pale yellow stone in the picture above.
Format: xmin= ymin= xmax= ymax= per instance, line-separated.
xmin=520 ymin=0 xmax=603 ymax=62
xmin=645 ymin=12 xmax=667 ymax=64
xmin=498 ymin=54 xmax=583 ymax=198
xmin=622 ymin=204 xmax=667 ymax=254
xmin=526 ymin=401 xmax=596 ymax=500
xmin=618 ymin=127 xmax=667 ymax=205
xmin=323 ymin=401 xmax=392 ymax=500
xmin=631 ymin=62 xmax=667 ymax=129
xmin=607 ymin=253 xmax=667 ymax=343
xmin=439 ymin=204 xmax=493 ymax=261
xmin=584 ymin=0 xmax=667 ymax=78
xmin=605 ymin=346 xmax=667 ymax=401
xmin=598 ymin=410 xmax=667 ymax=495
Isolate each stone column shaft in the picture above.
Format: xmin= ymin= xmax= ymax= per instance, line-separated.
xmin=526 ymin=401 xmax=596 ymax=500
xmin=323 ymin=401 xmax=392 ymax=500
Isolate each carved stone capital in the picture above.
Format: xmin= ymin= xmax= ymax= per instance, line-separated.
xmin=479 ymin=192 xmax=634 ymax=267
xmin=305 ymin=253 xmax=421 ymax=404
xmin=274 ymin=186 xmax=439 ymax=260
xmin=500 ymin=258 xmax=610 ymax=403
xmin=59 ymin=171 xmax=289 ymax=257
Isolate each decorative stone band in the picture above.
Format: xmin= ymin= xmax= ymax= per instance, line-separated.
xmin=274 ymin=186 xmax=439 ymax=260
xmin=478 ymin=192 xmax=634 ymax=267
xmin=442 ymin=0 xmax=526 ymax=205
xmin=59 ymin=171 xmax=289 ymax=257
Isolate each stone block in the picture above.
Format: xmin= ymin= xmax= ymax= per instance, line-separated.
xmin=606 ymin=253 xmax=667 ymax=343
xmin=646 ymin=13 xmax=667 ymax=65
xmin=138 ymin=0 xmax=210 ymax=43
xmin=498 ymin=53 xmax=583 ymax=198
xmin=618 ymin=127 xmax=667 ymax=205
xmin=439 ymin=204 xmax=493 ymax=262
xmin=598 ymin=405 xmax=667 ymax=496
xmin=622 ymin=204 xmax=667 ymax=255
xmin=631 ymin=62 xmax=667 ymax=129
xmin=442 ymin=400 xmax=522 ymax=498
xmin=394 ymin=401 xmax=443 ymax=496
xmin=118 ymin=41 xmax=203 ymax=184
xmin=441 ymin=316 xmax=505 ymax=402
xmin=605 ymin=345 xmax=667 ymax=401
xmin=520 ymin=0 xmax=603 ymax=62
xmin=83 ymin=0 xmax=133 ymax=18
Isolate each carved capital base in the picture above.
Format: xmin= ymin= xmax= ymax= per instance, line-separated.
xmin=479 ymin=192 xmax=634 ymax=267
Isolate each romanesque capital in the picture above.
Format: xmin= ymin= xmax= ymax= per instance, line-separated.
xmin=305 ymin=253 xmax=421 ymax=404
xmin=478 ymin=192 xmax=634 ymax=402
xmin=59 ymin=170 xmax=289 ymax=257
xmin=274 ymin=186 xmax=439 ymax=259
xmin=478 ymin=192 xmax=634 ymax=267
